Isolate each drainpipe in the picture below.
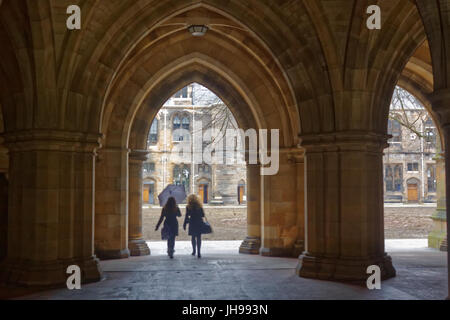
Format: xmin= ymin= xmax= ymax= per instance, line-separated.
xmin=192 ymin=104 xmax=195 ymax=194
xmin=421 ymin=120 xmax=425 ymax=202
xmin=163 ymin=110 xmax=167 ymax=188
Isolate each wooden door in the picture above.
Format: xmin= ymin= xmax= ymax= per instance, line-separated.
xmin=407 ymin=184 xmax=418 ymax=202
xmin=203 ymin=184 xmax=208 ymax=204
xmin=143 ymin=186 xmax=149 ymax=203
xmin=198 ymin=185 xmax=204 ymax=204
xmin=238 ymin=186 xmax=244 ymax=204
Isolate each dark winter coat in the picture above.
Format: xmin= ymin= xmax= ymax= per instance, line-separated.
xmin=156 ymin=207 xmax=181 ymax=237
xmin=183 ymin=206 xmax=205 ymax=236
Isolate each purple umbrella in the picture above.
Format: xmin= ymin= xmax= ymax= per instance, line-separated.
xmin=158 ymin=184 xmax=187 ymax=207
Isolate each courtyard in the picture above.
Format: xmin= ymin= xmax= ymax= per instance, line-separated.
xmin=143 ymin=204 xmax=437 ymax=241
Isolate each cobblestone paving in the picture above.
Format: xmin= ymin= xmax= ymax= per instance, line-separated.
xmin=384 ymin=206 xmax=435 ymax=239
xmin=143 ymin=205 xmax=436 ymax=240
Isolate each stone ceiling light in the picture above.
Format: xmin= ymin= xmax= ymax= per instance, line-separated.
xmin=188 ymin=25 xmax=209 ymax=36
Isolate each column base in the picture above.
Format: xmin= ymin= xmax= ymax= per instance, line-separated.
xmin=440 ymin=237 xmax=448 ymax=252
xmin=0 ymin=256 xmax=102 ymax=287
xmin=296 ymin=253 xmax=396 ymax=283
xmin=129 ymin=239 xmax=151 ymax=256
xmin=260 ymin=246 xmax=296 ymax=257
xmin=292 ymin=240 xmax=305 ymax=257
xmin=95 ymin=248 xmax=130 ymax=260
xmin=239 ymin=237 xmax=261 ymax=254
xmin=429 ymin=231 xmax=447 ymax=249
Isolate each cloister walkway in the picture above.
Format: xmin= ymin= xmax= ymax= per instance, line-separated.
xmin=9 ymin=240 xmax=448 ymax=300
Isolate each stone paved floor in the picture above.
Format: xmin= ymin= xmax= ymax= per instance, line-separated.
xmin=9 ymin=240 xmax=448 ymax=300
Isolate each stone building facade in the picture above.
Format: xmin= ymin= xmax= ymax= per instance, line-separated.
xmin=384 ymin=97 xmax=438 ymax=203
xmin=142 ymin=83 xmax=247 ymax=205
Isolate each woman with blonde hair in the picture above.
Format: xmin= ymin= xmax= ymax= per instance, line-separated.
xmin=183 ymin=194 xmax=205 ymax=258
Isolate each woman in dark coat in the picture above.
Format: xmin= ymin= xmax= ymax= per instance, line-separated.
xmin=155 ymin=197 xmax=181 ymax=259
xmin=183 ymin=194 xmax=205 ymax=258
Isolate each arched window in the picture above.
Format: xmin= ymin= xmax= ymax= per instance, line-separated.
xmin=182 ymin=117 xmax=190 ymax=130
xmin=148 ymin=119 xmax=158 ymax=145
xmin=173 ymin=116 xmax=181 ymax=130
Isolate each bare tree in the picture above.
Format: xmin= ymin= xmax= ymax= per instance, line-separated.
xmin=389 ymin=86 xmax=427 ymax=138
xmin=191 ymin=84 xmax=238 ymax=146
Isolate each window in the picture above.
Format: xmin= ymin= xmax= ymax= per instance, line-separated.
xmin=174 ymin=87 xmax=188 ymax=98
xmin=173 ymin=116 xmax=182 ymax=141
xmin=388 ymin=119 xmax=402 ymax=142
xmin=424 ymin=117 xmax=436 ymax=145
xmin=385 ymin=164 xmax=403 ymax=192
xmin=143 ymin=163 xmax=155 ymax=174
xmin=182 ymin=117 xmax=190 ymax=130
xmin=173 ymin=164 xmax=190 ymax=193
xmin=198 ymin=163 xmax=210 ymax=174
xmin=173 ymin=115 xmax=190 ymax=141
xmin=148 ymin=119 xmax=158 ymax=145
xmin=427 ymin=164 xmax=437 ymax=193
xmin=173 ymin=116 xmax=181 ymax=130
xmin=385 ymin=166 xmax=393 ymax=191
xmin=407 ymin=163 xmax=419 ymax=172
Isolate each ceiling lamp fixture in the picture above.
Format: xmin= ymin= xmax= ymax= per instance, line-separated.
xmin=188 ymin=25 xmax=209 ymax=37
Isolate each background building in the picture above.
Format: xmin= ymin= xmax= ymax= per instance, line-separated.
xmin=384 ymin=87 xmax=438 ymax=203
xmin=142 ymin=83 xmax=247 ymax=205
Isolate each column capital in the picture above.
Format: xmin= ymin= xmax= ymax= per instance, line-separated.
xmin=129 ymin=149 xmax=150 ymax=162
xmin=299 ymin=131 xmax=389 ymax=153
xmin=1 ymin=130 xmax=103 ymax=153
xmin=283 ymin=147 xmax=305 ymax=164
xmin=431 ymin=88 xmax=450 ymax=129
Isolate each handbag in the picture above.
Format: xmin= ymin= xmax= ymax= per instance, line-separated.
xmin=161 ymin=226 xmax=170 ymax=240
xmin=200 ymin=218 xmax=213 ymax=234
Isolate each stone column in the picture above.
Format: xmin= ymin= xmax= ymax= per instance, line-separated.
xmin=95 ymin=147 xmax=130 ymax=259
xmin=0 ymin=173 xmax=7 ymax=262
xmin=128 ymin=150 xmax=150 ymax=256
xmin=296 ymin=132 xmax=396 ymax=282
xmin=432 ymin=89 xmax=450 ymax=297
xmin=0 ymin=131 xmax=102 ymax=286
xmin=428 ymin=152 xmax=447 ymax=249
xmin=239 ymin=163 xmax=261 ymax=254
xmin=289 ymin=150 xmax=305 ymax=257
xmin=260 ymin=149 xmax=300 ymax=257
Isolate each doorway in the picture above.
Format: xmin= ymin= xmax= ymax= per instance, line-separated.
xmin=237 ymin=185 xmax=245 ymax=205
xmin=407 ymin=183 xmax=419 ymax=202
xmin=198 ymin=183 xmax=208 ymax=204
xmin=143 ymin=181 xmax=155 ymax=204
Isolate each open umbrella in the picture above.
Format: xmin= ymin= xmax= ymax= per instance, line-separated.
xmin=158 ymin=184 xmax=187 ymax=207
